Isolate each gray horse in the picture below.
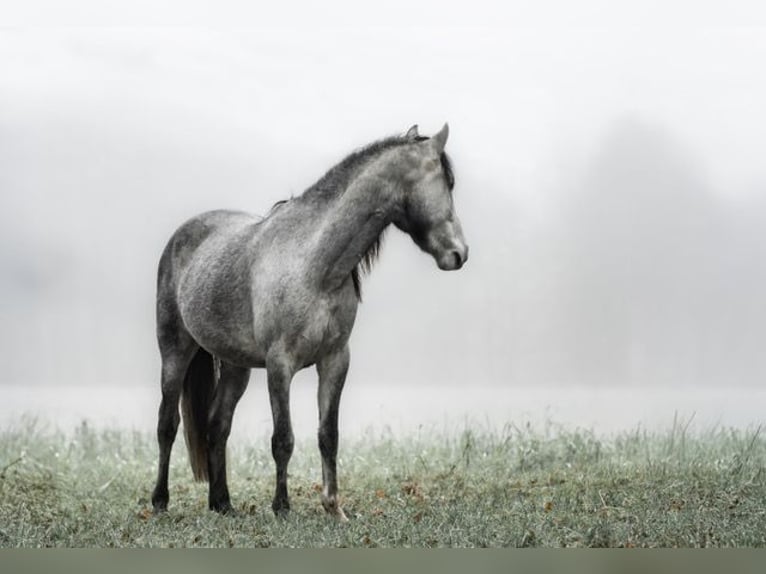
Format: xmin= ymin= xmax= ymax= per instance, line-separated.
xmin=151 ymin=123 xmax=468 ymax=520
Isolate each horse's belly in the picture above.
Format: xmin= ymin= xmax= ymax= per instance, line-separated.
xmin=181 ymin=305 xmax=267 ymax=368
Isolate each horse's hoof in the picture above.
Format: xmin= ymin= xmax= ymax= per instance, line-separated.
xmin=151 ymin=490 xmax=169 ymax=512
xmin=322 ymin=495 xmax=348 ymax=522
xmin=152 ymin=498 xmax=168 ymax=514
xmin=326 ymin=505 xmax=349 ymax=522
xmin=272 ymin=499 xmax=291 ymax=518
xmin=335 ymin=508 xmax=349 ymax=523
xmin=210 ymin=501 xmax=235 ymax=515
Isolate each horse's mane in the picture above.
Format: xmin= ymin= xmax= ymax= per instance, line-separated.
xmin=295 ymin=133 xmax=455 ymax=301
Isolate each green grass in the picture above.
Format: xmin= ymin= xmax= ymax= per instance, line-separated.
xmin=1 ymin=416 xmax=764 ymax=547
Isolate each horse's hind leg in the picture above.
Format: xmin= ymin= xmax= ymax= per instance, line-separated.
xmin=316 ymin=346 xmax=350 ymax=521
xmin=207 ymin=362 xmax=250 ymax=513
xmin=151 ymin=330 xmax=197 ymax=512
xmin=266 ymin=353 xmax=297 ymax=517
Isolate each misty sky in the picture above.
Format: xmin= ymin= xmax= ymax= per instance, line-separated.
xmin=2 ymin=22 xmax=766 ymax=392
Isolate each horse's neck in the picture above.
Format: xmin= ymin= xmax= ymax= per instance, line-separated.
xmin=308 ymin=164 xmax=400 ymax=293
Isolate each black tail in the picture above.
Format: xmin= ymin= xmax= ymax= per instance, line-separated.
xmin=181 ymin=348 xmax=216 ymax=482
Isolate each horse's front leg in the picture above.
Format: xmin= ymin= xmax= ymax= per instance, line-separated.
xmin=266 ymin=353 xmax=296 ymax=517
xmin=316 ymin=345 xmax=350 ymax=521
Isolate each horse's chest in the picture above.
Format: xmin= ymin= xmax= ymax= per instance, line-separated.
xmin=250 ymin=286 xmax=353 ymax=367
xmin=287 ymin=299 xmax=356 ymax=359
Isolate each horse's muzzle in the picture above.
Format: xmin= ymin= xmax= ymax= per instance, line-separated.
xmin=436 ymin=243 xmax=469 ymax=270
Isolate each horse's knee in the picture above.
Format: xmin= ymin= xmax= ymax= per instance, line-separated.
xmin=271 ymin=430 xmax=294 ymax=463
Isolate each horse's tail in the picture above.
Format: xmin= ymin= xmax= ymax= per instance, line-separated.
xmin=181 ymin=348 xmax=216 ymax=482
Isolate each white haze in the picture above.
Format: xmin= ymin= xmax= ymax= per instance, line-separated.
xmin=1 ymin=22 xmax=765 ymax=433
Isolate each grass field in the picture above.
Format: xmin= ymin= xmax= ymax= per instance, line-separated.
xmin=0 ymin=417 xmax=764 ymax=547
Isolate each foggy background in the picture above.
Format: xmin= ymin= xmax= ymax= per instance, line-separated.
xmin=1 ymin=22 xmax=765 ymax=437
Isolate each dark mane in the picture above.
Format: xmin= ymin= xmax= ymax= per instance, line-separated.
xmin=302 ymin=133 xmax=455 ymax=301
xmin=350 ymin=235 xmax=382 ymax=301
xmin=303 ymin=135 xmax=408 ymax=200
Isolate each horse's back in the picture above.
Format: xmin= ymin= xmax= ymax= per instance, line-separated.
xmin=157 ymin=211 xmax=256 ymax=322
xmin=161 ymin=209 xmax=255 ymax=264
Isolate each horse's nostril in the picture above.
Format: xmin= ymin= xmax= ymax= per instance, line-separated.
xmin=451 ymin=250 xmax=463 ymax=268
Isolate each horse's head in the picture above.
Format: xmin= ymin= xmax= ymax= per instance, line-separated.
xmin=394 ymin=123 xmax=469 ymax=271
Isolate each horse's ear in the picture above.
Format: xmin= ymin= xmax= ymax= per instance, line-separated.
xmin=405 ymin=124 xmax=420 ymax=140
xmin=430 ymin=123 xmax=449 ymax=153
